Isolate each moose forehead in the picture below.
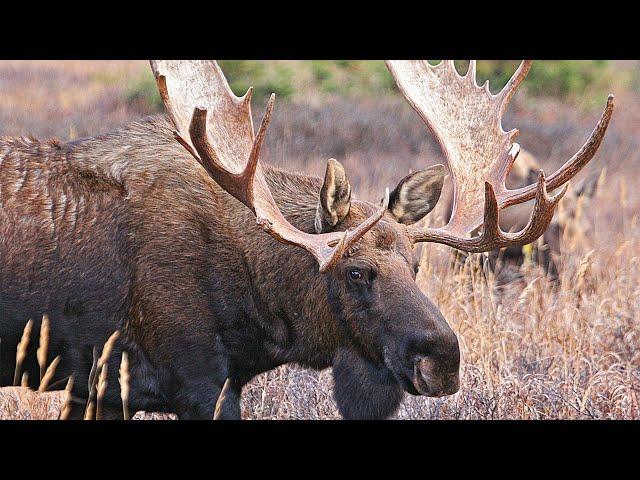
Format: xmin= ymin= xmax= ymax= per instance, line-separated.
xmin=344 ymin=201 xmax=411 ymax=253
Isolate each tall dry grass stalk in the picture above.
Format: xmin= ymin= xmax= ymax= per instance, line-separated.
xmin=37 ymin=314 xmax=50 ymax=383
xmin=119 ymin=352 xmax=130 ymax=420
xmin=97 ymin=331 xmax=120 ymax=371
xmin=13 ymin=319 xmax=33 ymax=386
xmin=575 ymin=249 xmax=596 ymax=300
xmin=85 ymin=330 xmax=120 ymax=419
xmin=84 ymin=400 xmax=95 ymax=420
xmin=38 ymin=356 xmax=61 ymax=392
xmin=96 ymin=363 xmax=108 ymax=420
xmin=58 ymin=376 xmax=74 ymax=420
xmin=87 ymin=346 xmax=98 ymax=399
xmin=213 ymin=378 xmax=231 ymax=420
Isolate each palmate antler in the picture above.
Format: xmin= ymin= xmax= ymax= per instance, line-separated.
xmin=386 ymin=60 xmax=614 ymax=252
xmin=150 ymin=61 xmax=388 ymax=272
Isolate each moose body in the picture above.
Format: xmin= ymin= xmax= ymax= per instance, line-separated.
xmin=0 ymin=116 xmax=458 ymax=419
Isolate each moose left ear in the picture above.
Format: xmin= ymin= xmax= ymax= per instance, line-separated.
xmin=315 ymin=158 xmax=352 ymax=233
xmin=388 ymin=164 xmax=446 ymax=225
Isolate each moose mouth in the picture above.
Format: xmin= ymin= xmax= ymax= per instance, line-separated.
xmin=384 ymin=348 xmax=459 ymax=397
xmin=411 ymin=359 xmax=460 ymax=397
xmin=383 ymin=348 xmax=423 ymax=396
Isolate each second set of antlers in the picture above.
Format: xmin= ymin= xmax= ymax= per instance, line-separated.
xmin=150 ymin=60 xmax=614 ymax=272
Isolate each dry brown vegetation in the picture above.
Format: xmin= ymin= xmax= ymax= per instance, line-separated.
xmin=0 ymin=61 xmax=638 ymax=419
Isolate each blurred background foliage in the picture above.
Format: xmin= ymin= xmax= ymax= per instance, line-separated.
xmin=126 ymin=60 xmax=622 ymax=112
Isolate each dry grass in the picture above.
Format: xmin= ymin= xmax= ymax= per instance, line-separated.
xmin=0 ymin=387 xmax=67 ymax=420
xmin=0 ymin=61 xmax=638 ymax=419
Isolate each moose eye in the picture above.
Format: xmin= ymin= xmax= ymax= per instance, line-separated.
xmin=348 ymin=269 xmax=363 ymax=281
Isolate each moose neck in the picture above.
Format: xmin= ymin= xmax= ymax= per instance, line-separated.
xmin=237 ymin=165 xmax=347 ymax=369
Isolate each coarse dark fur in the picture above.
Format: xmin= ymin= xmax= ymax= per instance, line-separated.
xmin=0 ymin=115 xmax=459 ymax=419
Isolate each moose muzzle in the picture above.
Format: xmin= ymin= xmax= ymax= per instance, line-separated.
xmin=413 ymin=354 xmax=460 ymax=397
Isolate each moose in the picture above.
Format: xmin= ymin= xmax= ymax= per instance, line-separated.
xmin=0 ymin=60 xmax=613 ymax=419
xmin=439 ymin=148 xmax=603 ymax=283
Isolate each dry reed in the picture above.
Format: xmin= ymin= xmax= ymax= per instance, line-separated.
xmin=119 ymin=352 xmax=130 ymax=420
xmin=96 ymin=363 xmax=108 ymax=420
xmin=213 ymin=378 xmax=231 ymax=420
xmin=13 ymin=320 xmax=33 ymax=386
xmin=58 ymin=376 xmax=74 ymax=420
xmin=38 ymin=356 xmax=61 ymax=392
xmin=37 ymin=314 xmax=50 ymax=383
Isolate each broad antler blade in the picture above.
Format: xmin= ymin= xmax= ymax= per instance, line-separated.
xmin=151 ymin=60 xmax=388 ymax=272
xmin=387 ymin=59 xmax=613 ymax=253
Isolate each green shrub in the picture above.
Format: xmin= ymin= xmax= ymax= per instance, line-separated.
xmin=124 ymin=61 xmax=616 ymax=112
xmin=458 ymin=60 xmax=613 ymax=100
xmin=125 ymin=75 xmax=163 ymax=112
xmin=218 ymin=60 xmax=265 ymax=98
xmin=219 ymin=60 xmax=294 ymax=101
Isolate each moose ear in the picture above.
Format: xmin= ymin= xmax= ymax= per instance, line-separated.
xmin=388 ymin=164 xmax=446 ymax=225
xmin=315 ymin=158 xmax=352 ymax=233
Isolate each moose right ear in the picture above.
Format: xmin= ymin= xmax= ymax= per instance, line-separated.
xmin=388 ymin=164 xmax=446 ymax=225
xmin=315 ymin=158 xmax=352 ymax=233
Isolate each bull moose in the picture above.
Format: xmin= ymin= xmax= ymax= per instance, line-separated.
xmin=0 ymin=60 xmax=613 ymax=419
xmin=440 ymin=148 xmax=602 ymax=283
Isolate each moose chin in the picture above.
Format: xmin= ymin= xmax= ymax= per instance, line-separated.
xmin=0 ymin=60 xmax=612 ymax=419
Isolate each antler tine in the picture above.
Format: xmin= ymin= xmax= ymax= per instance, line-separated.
xmin=151 ymin=60 xmax=388 ymax=272
xmin=409 ymin=170 xmax=567 ymax=252
xmin=316 ymin=188 xmax=390 ymax=272
xmin=261 ymin=187 xmax=390 ymax=273
xmin=496 ymin=170 xmax=567 ymax=246
xmin=501 ymin=94 xmax=614 ymax=208
xmin=241 ymin=86 xmax=253 ymax=107
xmin=488 ymin=170 xmax=565 ymax=246
xmin=467 ymin=60 xmax=477 ymax=85
xmin=246 ymin=94 xmax=275 ymax=192
xmin=188 ymin=93 xmax=275 ymax=211
xmin=497 ymin=60 xmax=534 ymax=117
xmin=387 ymin=59 xmax=612 ymax=254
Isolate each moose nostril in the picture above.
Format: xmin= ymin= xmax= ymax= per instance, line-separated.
xmin=413 ymin=352 xmax=460 ymax=397
xmin=414 ymin=356 xmax=435 ymax=382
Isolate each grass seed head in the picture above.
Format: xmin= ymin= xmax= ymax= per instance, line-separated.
xmin=37 ymin=314 xmax=50 ymax=382
xmin=13 ymin=319 xmax=33 ymax=386
xmin=38 ymin=356 xmax=61 ymax=392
